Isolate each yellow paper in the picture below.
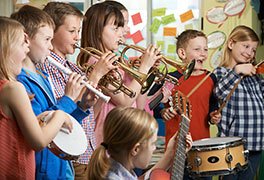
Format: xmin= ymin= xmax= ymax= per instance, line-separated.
xmin=152 ymin=8 xmax=166 ymax=17
xmin=185 ymin=23 xmax=193 ymax=30
xmin=156 ymin=41 xmax=165 ymax=51
xmin=163 ymin=27 xmax=177 ymax=36
xmin=180 ymin=10 xmax=194 ymax=23
xmin=161 ymin=14 xmax=176 ymax=25
xmin=150 ymin=18 xmax=162 ymax=34
xmin=167 ymin=44 xmax=176 ymax=54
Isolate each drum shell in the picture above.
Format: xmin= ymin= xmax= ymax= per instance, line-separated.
xmin=187 ymin=137 xmax=248 ymax=177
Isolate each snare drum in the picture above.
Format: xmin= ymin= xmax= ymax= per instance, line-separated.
xmin=187 ymin=137 xmax=248 ymax=177
xmin=44 ymin=112 xmax=88 ymax=160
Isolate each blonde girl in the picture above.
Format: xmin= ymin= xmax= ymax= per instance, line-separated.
xmin=0 ymin=17 xmax=71 ymax=179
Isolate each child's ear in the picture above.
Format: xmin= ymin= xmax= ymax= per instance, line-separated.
xmin=177 ymin=48 xmax=186 ymax=59
xmin=131 ymin=143 xmax=141 ymax=156
xmin=228 ymin=39 xmax=234 ymax=50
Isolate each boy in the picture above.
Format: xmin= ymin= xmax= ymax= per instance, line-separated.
xmin=38 ymin=2 xmax=117 ymax=179
xmin=11 ymin=5 xmax=97 ymax=179
xmin=154 ymin=29 xmax=221 ymax=179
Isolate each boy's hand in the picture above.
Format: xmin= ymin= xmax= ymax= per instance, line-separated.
xmin=161 ymin=107 xmax=177 ymax=121
xmin=79 ymin=81 xmax=99 ymax=110
xmin=160 ymin=87 xmax=171 ymax=103
xmin=185 ymin=132 xmax=193 ymax=152
xmin=64 ymin=72 xmax=85 ymax=101
xmin=209 ymin=110 xmax=221 ymax=124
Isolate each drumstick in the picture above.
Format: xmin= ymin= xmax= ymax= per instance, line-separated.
xmin=46 ymin=56 xmax=111 ymax=103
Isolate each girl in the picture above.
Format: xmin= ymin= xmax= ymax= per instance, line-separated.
xmin=87 ymin=107 xmax=192 ymax=179
xmin=80 ymin=3 xmax=161 ymax=145
xmin=0 ymin=17 xmax=71 ymax=179
xmin=214 ymin=25 xmax=264 ymax=180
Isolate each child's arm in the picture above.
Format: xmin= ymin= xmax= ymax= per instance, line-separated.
xmin=6 ymin=82 xmax=71 ymax=151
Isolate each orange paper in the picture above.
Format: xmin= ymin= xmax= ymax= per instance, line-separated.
xmin=163 ymin=27 xmax=177 ymax=36
xmin=180 ymin=10 xmax=194 ymax=23
xmin=131 ymin=12 xmax=142 ymax=25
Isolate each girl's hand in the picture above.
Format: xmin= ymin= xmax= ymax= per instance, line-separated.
xmin=161 ymin=108 xmax=177 ymax=121
xmin=185 ymin=132 xmax=193 ymax=152
xmin=92 ymin=51 xmax=118 ymax=78
xmin=234 ymin=63 xmax=256 ymax=76
xmin=209 ymin=110 xmax=221 ymax=124
xmin=139 ymin=44 xmax=162 ymax=72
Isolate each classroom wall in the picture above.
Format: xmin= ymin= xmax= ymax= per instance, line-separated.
xmin=202 ymin=0 xmax=264 ymax=71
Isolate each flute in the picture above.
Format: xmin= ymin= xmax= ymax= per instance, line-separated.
xmin=46 ymin=56 xmax=111 ymax=103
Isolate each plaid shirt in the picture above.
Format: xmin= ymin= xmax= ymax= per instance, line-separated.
xmin=214 ymin=67 xmax=264 ymax=151
xmin=37 ymin=51 xmax=97 ymax=164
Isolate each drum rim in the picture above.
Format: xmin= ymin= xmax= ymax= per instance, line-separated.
xmin=190 ymin=137 xmax=245 ymax=151
xmin=188 ymin=163 xmax=248 ymax=177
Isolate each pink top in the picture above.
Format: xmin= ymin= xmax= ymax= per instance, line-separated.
xmin=87 ymin=57 xmax=137 ymax=144
xmin=0 ymin=80 xmax=35 ymax=179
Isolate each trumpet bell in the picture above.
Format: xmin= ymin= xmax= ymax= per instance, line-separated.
xmin=183 ymin=59 xmax=196 ymax=80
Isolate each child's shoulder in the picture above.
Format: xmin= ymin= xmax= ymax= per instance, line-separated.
xmin=1 ymin=81 xmax=25 ymax=95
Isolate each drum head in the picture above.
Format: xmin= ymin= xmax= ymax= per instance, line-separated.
xmin=44 ymin=112 xmax=88 ymax=157
xmin=192 ymin=137 xmax=242 ymax=149
xmin=53 ymin=114 xmax=88 ymax=156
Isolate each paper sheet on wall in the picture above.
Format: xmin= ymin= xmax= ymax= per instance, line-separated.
xmin=152 ymin=8 xmax=166 ymax=17
xmin=180 ymin=10 xmax=194 ymax=23
xmin=167 ymin=44 xmax=176 ymax=54
xmin=131 ymin=12 xmax=143 ymax=25
xmin=163 ymin=27 xmax=177 ymax=36
xmin=156 ymin=41 xmax=165 ymax=51
xmin=161 ymin=14 xmax=176 ymax=25
xmin=131 ymin=30 xmax=144 ymax=44
xmin=150 ymin=18 xmax=162 ymax=34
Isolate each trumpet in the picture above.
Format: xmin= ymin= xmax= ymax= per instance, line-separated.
xmin=75 ymin=45 xmax=148 ymax=98
xmin=118 ymin=41 xmax=195 ymax=85
xmin=46 ymin=56 xmax=111 ymax=102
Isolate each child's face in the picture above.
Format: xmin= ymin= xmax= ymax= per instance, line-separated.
xmin=133 ymin=132 xmax=157 ymax=169
xmin=28 ymin=25 xmax=53 ymax=64
xmin=52 ymin=15 xmax=82 ymax=57
xmin=228 ymin=40 xmax=258 ymax=64
xmin=10 ymin=31 xmax=29 ymax=76
xmin=102 ymin=16 xmax=123 ymax=52
xmin=180 ymin=36 xmax=208 ymax=71
xmin=120 ymin=10 xmax=130 ymax=42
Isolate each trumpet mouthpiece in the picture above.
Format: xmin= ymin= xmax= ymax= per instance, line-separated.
xmin=74 ymin=44 xmax=80 ymax=49
xmin=118 ymin=40 xmax=124 ymax=45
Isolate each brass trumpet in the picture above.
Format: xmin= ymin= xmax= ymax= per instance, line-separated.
xmin=75 ymin=45 xmax=154 ymax=97
xmin=118 ymin=41 xmax=195 ymax=85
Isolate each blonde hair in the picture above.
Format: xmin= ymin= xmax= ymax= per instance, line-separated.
xmin=87 ymin=107 xmax=158 ymax=179
xmin=221 ymin=25 xmax=259 ymax=67
xmin=0 ymin=16 xmax=24 ymax=80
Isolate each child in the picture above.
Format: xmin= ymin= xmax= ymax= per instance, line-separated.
xmin=158 ymin=30 xmax=221 ymax=179
xmin=11 ymin=5 xmax=99 ymax=179
xmin=38 ymin=2 xmax=117 ymax=179
xmin=214 ymin=25 xmax=264 ymax=180
xmin=160 ymin=30 xmax=221 ymax=142
xmin=87 ymin=107 xmax=192 ymax=179
xmin=0 ymin=16 xmax=71 ymax=179
xmin=80 ymin=2 xmax=161 ymax=147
